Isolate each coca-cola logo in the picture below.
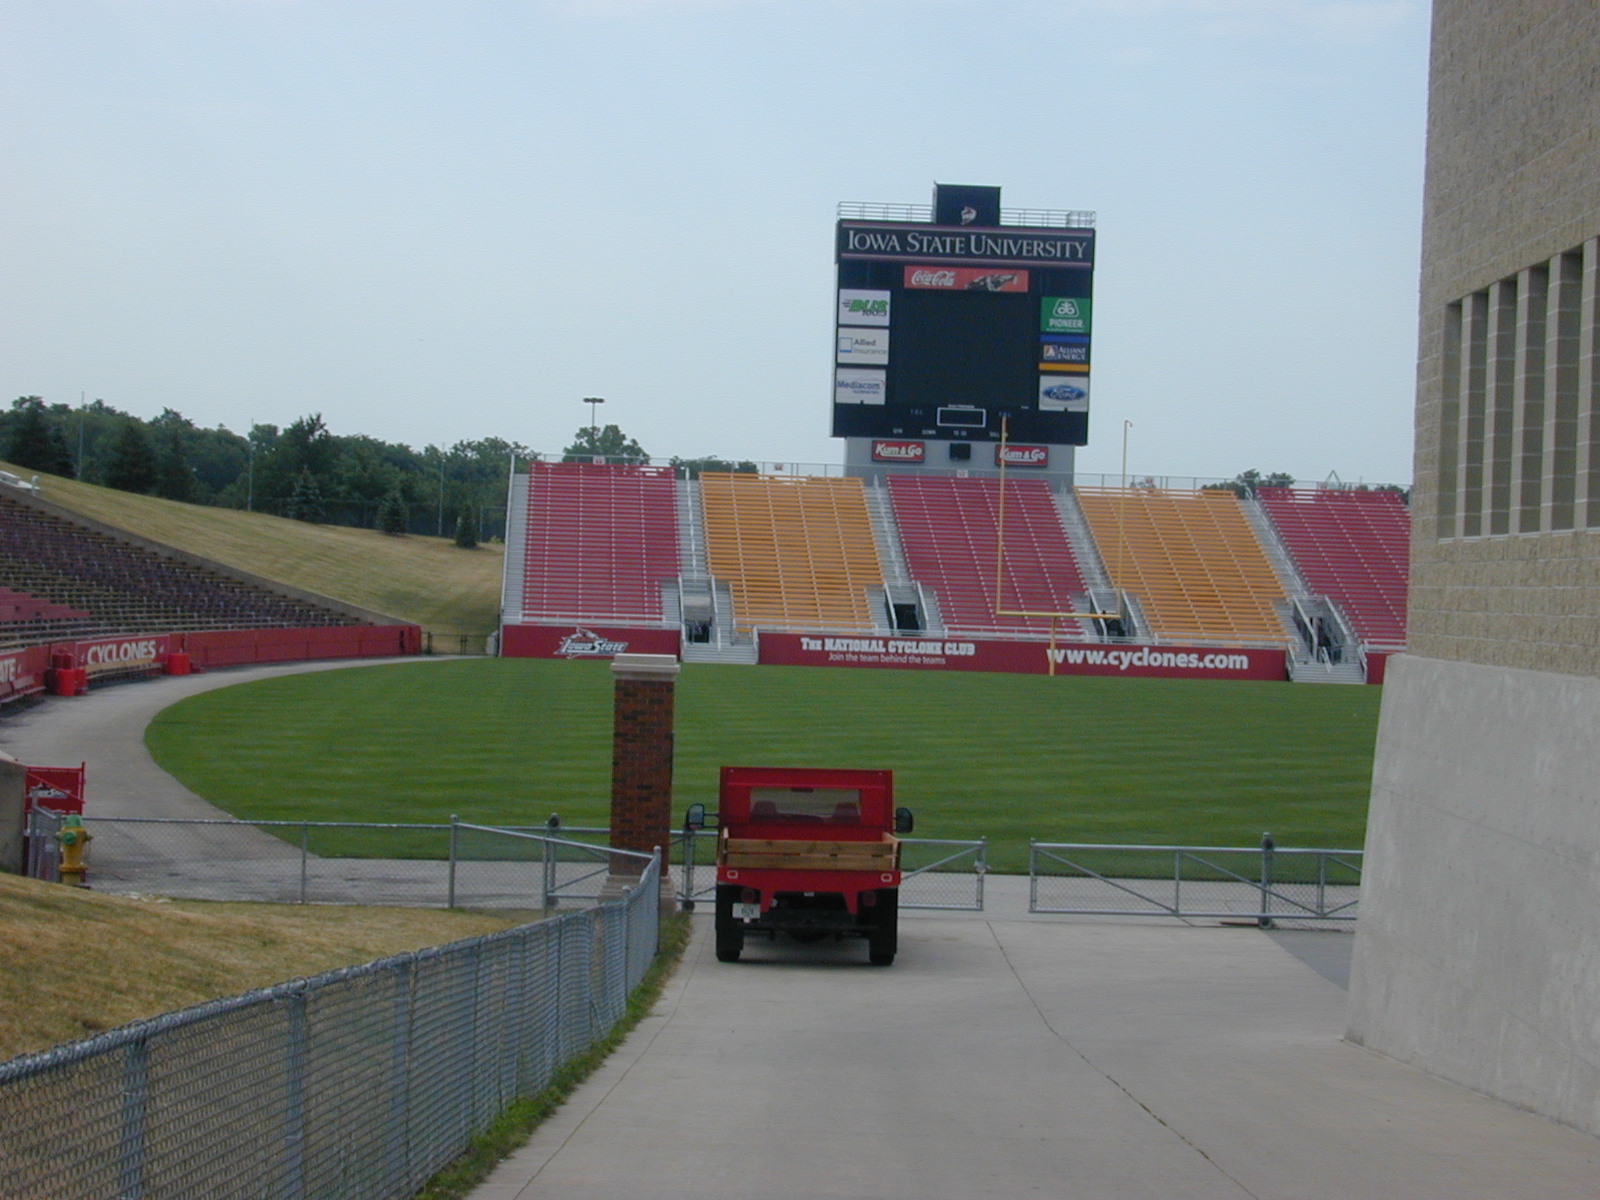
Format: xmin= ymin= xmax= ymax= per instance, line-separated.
xmin=996 ymin=444 xmax=1049 ymax=467
xmin=872 ymin=441 xmax=925 ymax=463
xmin=909 ymin=269 xmax=956 ymax=287
xmin=904 ymin=265 xmax=1030 ymax=292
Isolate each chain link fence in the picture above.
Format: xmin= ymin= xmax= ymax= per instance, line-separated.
xmin=1029 ymin=838 xmax=1361 ymax=926
xmin=0 ymin=847 xmax=658 ymax=1200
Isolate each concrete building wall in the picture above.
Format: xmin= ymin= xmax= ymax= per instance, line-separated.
xmin=1347 ymin=0 xmax=1600 ymax=1134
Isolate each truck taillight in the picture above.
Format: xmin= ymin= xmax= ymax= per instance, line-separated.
xmin=741 ymin=888 xmax=758 ymax=904
xmin=860 ymin=890 xmax=877 ymax=908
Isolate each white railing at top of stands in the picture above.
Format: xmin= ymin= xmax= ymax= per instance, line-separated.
xmin=835 ymin=202 xmax=1097 ymax=229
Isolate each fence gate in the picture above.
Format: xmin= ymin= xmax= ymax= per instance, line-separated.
xmin=1029 ymin=838 xmax=1361 ymax=925
xmin=675 ymin=829 xmax=987 ymax=912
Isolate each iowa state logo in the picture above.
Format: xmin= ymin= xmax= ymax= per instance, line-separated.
xmin=557 ymin=628 xmax=629 ymax=658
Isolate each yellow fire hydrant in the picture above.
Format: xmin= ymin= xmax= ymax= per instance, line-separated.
xmin=56 ymin=815 xmax=91 ymax=888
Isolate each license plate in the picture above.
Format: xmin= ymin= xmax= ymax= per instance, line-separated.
xmin=734 ymin=902 xmax=761 ymax=921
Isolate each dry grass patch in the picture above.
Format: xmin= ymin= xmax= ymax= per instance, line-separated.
xmin=0 ymin=872 xmax=531 ymax=1062
xmin=0 ymin=464 xmax=503 ymax=637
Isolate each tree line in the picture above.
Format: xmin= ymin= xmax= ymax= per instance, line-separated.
xmin=0 ymin=397 xmax=760 ymax=542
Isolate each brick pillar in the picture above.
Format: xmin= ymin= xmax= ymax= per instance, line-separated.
xmin=608 ymin=653 xmax=679 ymax=880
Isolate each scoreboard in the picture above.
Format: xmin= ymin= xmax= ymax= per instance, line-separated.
xmin=832 ymin=186 xmax=1094 ymax=449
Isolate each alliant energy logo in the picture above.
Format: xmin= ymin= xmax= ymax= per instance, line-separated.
xmin=1050 ymin=647 xmax=1253 ymax=672
xmin=557 ymin=628 xmax=629 ymax=658
xmin=872 ymin=440 xmax=925 ymax=463
xmin=996 ymin=444 xmax=1048 ymax=467
xmin=83 ymin=638 xmax=159 ymax=669
xmin=904 ymin=266 xmax=1029 ymax=292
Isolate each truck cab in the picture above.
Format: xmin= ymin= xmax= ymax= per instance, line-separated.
xmin=704 ymin=766 xmax=912 ymax=966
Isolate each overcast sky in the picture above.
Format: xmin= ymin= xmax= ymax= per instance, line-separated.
xmin=2 ymin=0 xmax=1429 ymax=485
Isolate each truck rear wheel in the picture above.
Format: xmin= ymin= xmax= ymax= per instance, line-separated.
xmin=714 ymin=885 xmax=744 ymax=963
xmin=867 ymin=889 xmax=898 ymax=966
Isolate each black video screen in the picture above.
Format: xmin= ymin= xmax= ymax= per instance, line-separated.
xmin=890 ymin=289 xmax=1036 ymax=409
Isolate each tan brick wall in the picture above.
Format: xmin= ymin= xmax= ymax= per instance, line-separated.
xmin=1411 ymin=0 xmax=1600 ymax=674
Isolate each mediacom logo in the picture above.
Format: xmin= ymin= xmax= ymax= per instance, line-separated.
xmin=835 ymin=368 xmax=887 ymax=404
xmin=872 ymin=440 xmax=925 ymax=463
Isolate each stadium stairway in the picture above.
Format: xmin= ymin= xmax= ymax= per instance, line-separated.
xmin=1238 ymin=494 xmax=1364 ymax=682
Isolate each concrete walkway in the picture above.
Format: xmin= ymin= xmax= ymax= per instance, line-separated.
xmin=475 ymin=915 xmax=1600 ymax=1200
xmin=7 ymin=664 xmax=1600 ymax=1196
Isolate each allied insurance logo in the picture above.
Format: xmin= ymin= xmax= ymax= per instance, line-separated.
xmin=1041 ymin=297 xmax=1092 ymax=335
xmin=872 ymin=440 xmax=925 ymax=463
xmin=903 ymin=266 xmax=1029 ymax=293
xmin=557 ymin=628 xmax=629 ymax=658
xmin=838 ymin=289 xmax=891 ymax=327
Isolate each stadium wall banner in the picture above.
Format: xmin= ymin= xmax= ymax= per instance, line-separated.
xmin=873 ymin=440 xmax=925 ymax=463
xmin=0 ymin=645 xmax=50 ymax=705
xmin=500 ymin=624 xmax=682 ymax=660
xmin=996 ymin=444 xmax=1049 ymax=468
xmin=180 ymin=625 xmax=422 ymax=668
xmin=759 ymin=633 xmax=1287 ymax=681
xmin=75 ymin=634 xmax=173 ymax=676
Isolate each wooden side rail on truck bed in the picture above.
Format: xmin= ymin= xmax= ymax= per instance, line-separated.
xmin=720 ymin=836 xmax=900 ymax=872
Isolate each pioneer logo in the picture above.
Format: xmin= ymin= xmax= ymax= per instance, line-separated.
xmin=872 ymin=440 xmax=925 ymax=463
xmin=557 ymin=628 xmax=629 ymax=658
xmin=83 ymin=639 xmax=159 ymax=668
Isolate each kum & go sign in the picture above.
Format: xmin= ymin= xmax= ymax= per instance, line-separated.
xmin=761 ymin=633 xmax=1286 ymax=681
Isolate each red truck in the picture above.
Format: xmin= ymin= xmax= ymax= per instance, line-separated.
xmin=690 ymin=766 xmax=913 ymax=966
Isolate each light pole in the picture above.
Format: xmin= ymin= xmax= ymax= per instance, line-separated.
xmin=583 ymin=397 xmax=605 ymax=458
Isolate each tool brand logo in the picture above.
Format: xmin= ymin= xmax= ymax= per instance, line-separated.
xmin=557 ymin=628 xmax=629 ymax=658
xmin=996 ymin=444 xmax=1049 ymax=467
xmin=872 ymin=440 xmax=925 ymax=463
xmin=904 ymin=266 xmax=1029 ymax=292
xmin=83 ymin=639 xmax=159 ymax=668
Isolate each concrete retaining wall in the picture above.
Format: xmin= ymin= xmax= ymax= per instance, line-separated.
xmin=1347 ymin=653 xmax=1600 ymax=1134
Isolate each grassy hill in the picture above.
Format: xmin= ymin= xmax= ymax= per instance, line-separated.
xmin=0 ymin=872 xmax=526 ymax=1062
xmin=0 ymin=462 xmax=503 ymax=641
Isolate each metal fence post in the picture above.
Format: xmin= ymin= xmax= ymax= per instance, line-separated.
xmin=283 ymin=989 xmax=308 ymax=1200
xmin=976 ymin=837 xmax=988 ymax=910
xmin=447 ymin=814 xmax=459 ymax=909
xmin=299 ymin=821 xmax=309 ymax=905
xmin=116 ymin=1038 xmax=149 ymax=1200
xmin=1259 ymin=832 xmax=1275 ymax=929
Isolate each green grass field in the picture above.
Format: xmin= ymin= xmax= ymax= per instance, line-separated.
xmin=145 ymin=659 xmax=1381 ymax=871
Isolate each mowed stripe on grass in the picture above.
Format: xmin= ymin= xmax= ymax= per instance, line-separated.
xmin=145 ymin=659 xmax=1381 ymax=871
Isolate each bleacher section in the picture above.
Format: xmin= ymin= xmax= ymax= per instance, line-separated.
xmin=700 ymin=473 xmax=882 ymax=632
xmin=1257 ymin=487 xmax=1409 ymax=648
xmin=1075 ymin=487 xmax=1287 ymax=645
xmin=519 ymin=461 xmax=679 ymax=624
xmin=886 ymin=475 xmax=1090 ymax=638
xmin=0 ymin=493 xmax=359 ymax=645
xmin=0 ymin=585 xmax=95 ymax=645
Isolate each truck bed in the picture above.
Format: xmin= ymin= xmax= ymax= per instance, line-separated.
xmin=720 ymin=836 xmax=899 ymax=872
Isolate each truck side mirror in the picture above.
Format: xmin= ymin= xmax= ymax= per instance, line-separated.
xmin=894 ymin=807 xmax=914 ymax=834
xmin=684 ymin=803 xmax=706 ymax=830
